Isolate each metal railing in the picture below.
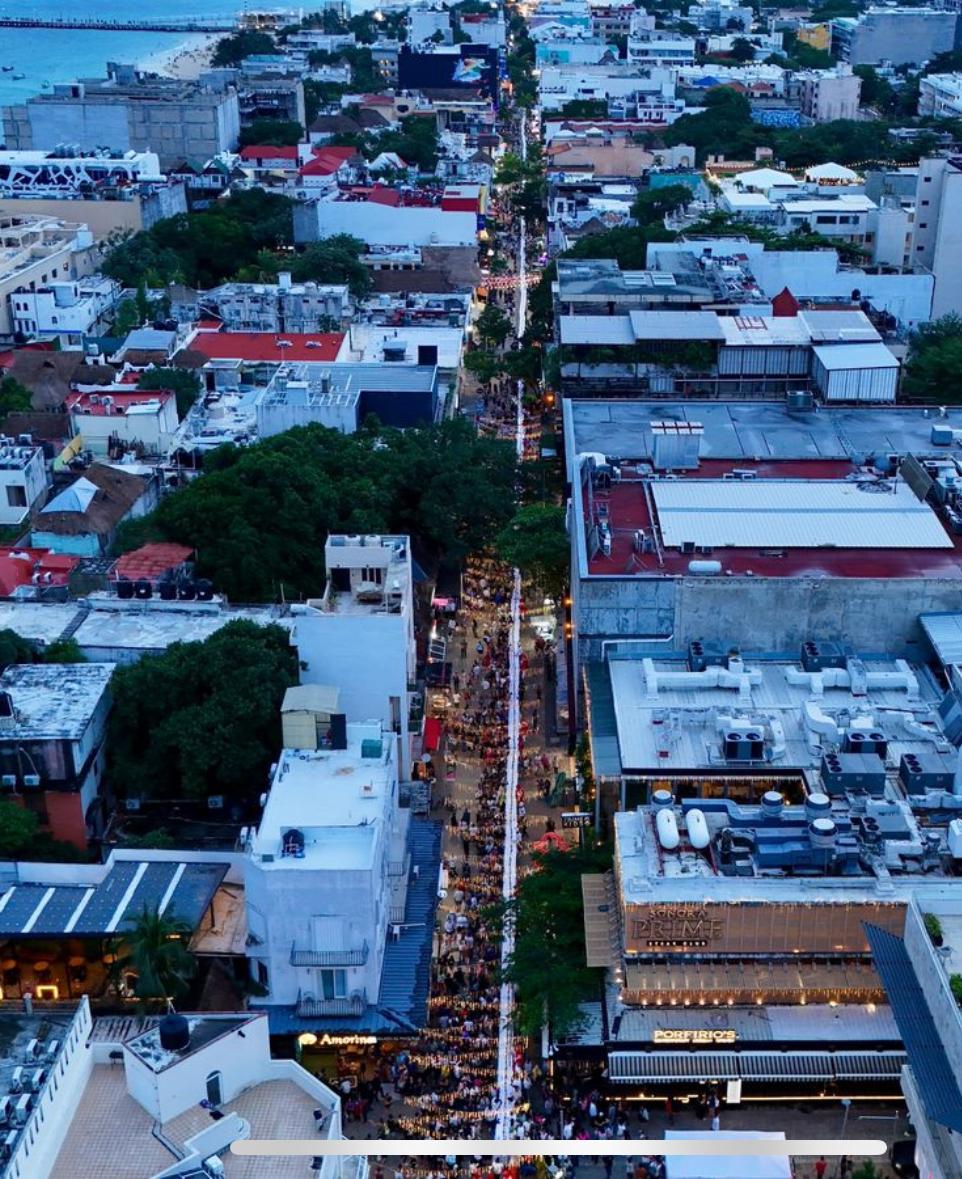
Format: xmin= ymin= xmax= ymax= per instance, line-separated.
xmin=290 ymin=942 xmax=369 ymax=968
xmin=295 ymin=991 xmax=366 ymax=1018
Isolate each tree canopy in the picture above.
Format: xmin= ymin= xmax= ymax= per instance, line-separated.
xmin=501 ymin=841 xmax=612 ymax=1037
xmin=138 ymin=368 xmax=203 ymax=418
xmin=115 ymin=420 xmax=517 ymax=601
xmin=0 ymin=377 xmax=32 ymax=418
xmin=496 ymin=505 xmax=569 ymax=600
xmin=101 ymin=190 xmax=295 ymax=289
xmin=476 ymin=304 xmax=512 ymax=348
xmin=239 ymin=119 xmax=305 ymax=147
xmin=108 ymin=620 xmax=297 ymax=804
xmin=114 ymin=906 xmax=196 ymax=1002
xmin=902 ymin=314 xmax=962 ymax=403
xmin=211 ymin=30 xmax=276 ymax=67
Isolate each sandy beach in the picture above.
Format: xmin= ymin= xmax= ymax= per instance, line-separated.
xmin=136 ymin=32 xmax=220 ymax=80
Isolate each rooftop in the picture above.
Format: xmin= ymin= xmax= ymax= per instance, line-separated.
xmin=612 ymin=804 xmax=962 ymax=905
xmin=650 ymin=477 xmax=948 ymax=550
xmin=563 ymin=398 xmax=962 ymax=465
xmin=579 ymin=459 xmax=962 ymax=580
xmin=186 ymin=330 xmax=345 ymax=364
xmin=126 ymin=1014 xmax=252 ymax=1072
xmin=0 ymin=859 xmax=228 ymax=938
xmin=604 ymin=648 xmax=948 ymax=774
xmin=0 ymin=661 xmax=115 ymax=740
xmin=66 ymin=389 xmax=173 ymax=417
xmin=49 ymin=1065 xmax=330 ymax=1179
xmin=251 ymin=721 xmax=396 ymax=868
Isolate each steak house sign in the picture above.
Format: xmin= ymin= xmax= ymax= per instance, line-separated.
xmin=630 ymin=904 xmax=725 ymax=949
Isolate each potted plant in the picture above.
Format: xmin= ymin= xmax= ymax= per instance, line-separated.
xmin=950 ymin=973 xmax=962 ymax=1006
xmin=924 ymin=912 xmax=944 ymax=946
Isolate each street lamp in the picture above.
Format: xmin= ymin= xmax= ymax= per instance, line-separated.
xmin=835 ymin=1099 xmax=852 ymax=1178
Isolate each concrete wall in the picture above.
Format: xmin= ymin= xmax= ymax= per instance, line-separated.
xmin=850 ymin=10 xmax=958 ymax=66
xmin=294 ymin=200 xmax=478 ymax=247
xmin=123 ymin=1015 xmax=273 ymax=1123
xmin=245 ymin=855 xmax=386 ymax=1008
xmin=0 ymin=198 xmax=142 ymax=239
xmin=292 ymin=611 xmax=413 ymax=779
xmin=575 ymin=573 xmax=962 ymax=665
xmin=7 ymin=998 xmax=93 ymax=1179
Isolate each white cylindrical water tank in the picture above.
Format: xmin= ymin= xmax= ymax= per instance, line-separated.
xmin=687 ymin=560 xmax=722 ymax=576
xmin=687 ymin=808 xmax=710 ymax=850
xmin=809 ymin=817 xmax=837 ymax=850
xmin=948 ymin=818 xmax=962 ymax=859
xmin=656 ymin=807 xmax=680 ymax=850
xmin=805 ymin=792 xmax=831 ymax=821
xmin=761 ymin=790 xmax=784 ymax=818
xmin=652 ymin=788 xmax=674 ymax=811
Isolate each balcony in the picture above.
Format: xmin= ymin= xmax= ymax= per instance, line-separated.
xmin=296 ymin=991 xmax=366 ymax=1018
xmin=290 ymin=942 xmax=369 ymax=967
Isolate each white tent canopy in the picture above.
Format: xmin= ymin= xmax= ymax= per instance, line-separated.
xmin=664 ymin=1130 xmax=792 ymax=1179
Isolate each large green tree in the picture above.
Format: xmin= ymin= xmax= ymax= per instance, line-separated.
xmin=497 ymin=504 xmax=569 ymax=599
xmin=0 ymin=377 xmax=32 ymax=417
xmin=115 ymin=420 xmax=517 ymax=601
xmin=102 ymin=190 xmax=295 ymax=290
xmin=289 ymin=235 xmax=371 ymax=297
xmin=0 ymin=800 xmax=38 ymax=858
xmin=501 ymin=842 xmax=612 ymax=1037
xmin=239 ymin=119 xmax=304 ymax=147
xmin=108 ymin=620 xmax=297 ymax=803
xmin=902 ymin=314 xmax=962 ymax=403
xmin=476 ymin=304 xmax=512 ymax=348
xmin=211 ymin=30 xmax=276 ymax=67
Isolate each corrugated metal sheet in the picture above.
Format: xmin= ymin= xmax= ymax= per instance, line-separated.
xmin=559 ymin=315 xmax=636 ymax=345
xmin=864 ymin=923 xmax=962 ymax=1133
xmin=608 ymin=1048 xmax=906 ymax=1083
xmin=813 ymin=345 xmax=898 ymax=403
xmin=920 ymin=612 xmax=962 ymax=667
xmin=628 ymin=310 xmax=726 ymax=341
xmin=650 ymin=479 xmax=952 ymax=549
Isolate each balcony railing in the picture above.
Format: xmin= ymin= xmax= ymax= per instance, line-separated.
xmin=296 ymin=991 xmax=366 ymax=1018
xmin=290 ymin=942 xmax=369 ymax=967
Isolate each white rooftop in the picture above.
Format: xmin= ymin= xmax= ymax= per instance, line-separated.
xmin=0 ymin=662 xmax=115 ymax=740
xmin=607 ymin=652 xmax=949 ymax=774
xmin=812 ymin=342 xmax=899 ymax=371
xmin=251 ymin=721 xmax=396 ymax=868
xmin=650 ymin=478 xmax=952 ymax=550
xmin=732 ymin=167 xmax=798 ymax=190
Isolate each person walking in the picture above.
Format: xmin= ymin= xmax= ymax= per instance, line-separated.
xmin=814 ymin=1157 xmax=827 ymax=1179
xmin=710 ymin=1113 xmax=720 ymax=1133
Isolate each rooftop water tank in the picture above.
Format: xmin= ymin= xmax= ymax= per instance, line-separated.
xmin=687 ymin=808 xmax=710 ymax=850
xmin=656 ymin=807 xmax=680 ymax=851
xmin=158 ymin=1012 xmax=190 ymax=1052
xmin=687 ymin=560 xmax=722 ymax=576
xmin=651 ymin=788 xmax=673 ymax=811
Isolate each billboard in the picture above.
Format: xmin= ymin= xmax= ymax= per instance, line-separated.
xmin=398 ymin=44 xmax=499 ymax=105
xmin=623 ymin=899 xmax=905 ymax=955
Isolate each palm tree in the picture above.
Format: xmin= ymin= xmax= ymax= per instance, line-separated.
xmin=112 ymin=906 xmax=197 ymax=1004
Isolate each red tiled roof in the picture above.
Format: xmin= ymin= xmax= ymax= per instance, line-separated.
xmin=0 ymin=547 xmax=79 ymax=596
xmin=367 ymin=186 xmax=402 ymax=206
xmin=112 ymin=542 xmax=194 ymax=583
xmin=299 ymin=146 xmax=358 ymax=177
xmin=187 ymin=331 xmax=345 ymax=363
xmin=239 ymin=145 xmax=299 ymax=161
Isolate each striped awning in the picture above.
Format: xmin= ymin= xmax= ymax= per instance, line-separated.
xmin=608 ymin=1048 xmax=906 ymax=1084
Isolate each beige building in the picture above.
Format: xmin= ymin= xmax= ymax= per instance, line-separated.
xmin=797 ymin=66 xmax=862 ymax=122
xmin=0 ymin=214 xmax=96 ymax=339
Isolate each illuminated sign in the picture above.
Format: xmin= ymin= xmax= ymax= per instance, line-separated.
xmin=653 ymin=1028 xmax=737 ymax=1045
xmin=318 ymin=1034 xmax=378 ymax=1047
xmin=630 ymin=905 xmax=725 ymax=949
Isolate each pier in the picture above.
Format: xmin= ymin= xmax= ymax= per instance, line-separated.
xmin=0 ymin=16 xmax=236 ymax=33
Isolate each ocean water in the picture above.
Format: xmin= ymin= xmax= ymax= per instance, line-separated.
xmin=0 ymin=0 xmax=383 ymax=106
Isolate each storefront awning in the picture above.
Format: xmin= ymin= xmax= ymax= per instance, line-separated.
xmin=608 ymin=1048 xmax=905 ymax=1084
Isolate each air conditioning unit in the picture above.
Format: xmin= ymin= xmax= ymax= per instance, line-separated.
xmin=125 ymin=797 xmax=141 ymax=812
xmin=207 ymin=795 xmax=225 ymax=810
xmin=1 ymin=775 xmax=15 ymax=788
xmin=22 ymin=775 xmax=39 ymax=788
xmin=204 ymin=1157 xmax=226 ymax=1178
